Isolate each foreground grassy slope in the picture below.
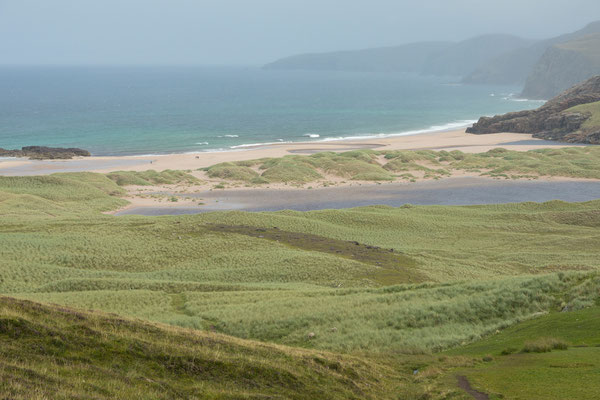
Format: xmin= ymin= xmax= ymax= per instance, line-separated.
xmin=2 ymin=297 xmax=598 ymax=400
xmin=0 ymin=296 xmax=400 ymax=400
xmin=1 ymin=170 xmax=600 ymax=398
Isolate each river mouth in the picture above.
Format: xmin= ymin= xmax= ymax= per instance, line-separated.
xmin=114 ymin=177 xmax=600 ymax=216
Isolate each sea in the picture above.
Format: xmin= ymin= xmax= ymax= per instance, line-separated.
xmin=0 ymin=66 xmax=545 ymax=156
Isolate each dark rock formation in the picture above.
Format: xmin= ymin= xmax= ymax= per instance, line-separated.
xmin=0 ymin=146 xmax=91 ymax=160
xmin=466 ymin=75 xmax=600 ymax=144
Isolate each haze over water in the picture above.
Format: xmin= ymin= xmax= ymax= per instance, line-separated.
xmin=0 ymin=66 xmax=544 ymax=156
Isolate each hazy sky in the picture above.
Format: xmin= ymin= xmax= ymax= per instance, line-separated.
xmin=1 ymin=0 xmax=599 ymax=65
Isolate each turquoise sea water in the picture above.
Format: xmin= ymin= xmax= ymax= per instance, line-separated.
xmin=0 ymin=66 xmax=544 ymax=156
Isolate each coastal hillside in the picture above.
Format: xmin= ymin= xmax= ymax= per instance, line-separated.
xmin=467 ymin=75 xmax=600 ymax=143
xmin=265 ymin=21 xmax=600 ymax=90
xmin=264 ymin=41 xmax=451 ymax=73
xmin=521 ymin=33 xmax=600 ymax=99
xmin=463 ymin=20 xmax=600 ymax=87
xmin=264 ymin=34 xmax=534 ymax=76
xmin=0 ymin=296 xmax=398 ymax=399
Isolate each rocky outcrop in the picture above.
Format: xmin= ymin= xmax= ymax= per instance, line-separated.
xmin=466 ymin=75 xmax=600 ymax=144
xmin=0 ymin=146 xmax=91 ymax=160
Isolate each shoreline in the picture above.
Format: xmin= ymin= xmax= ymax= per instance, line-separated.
xmin=0 ymin=129 xmax=588 ymax=176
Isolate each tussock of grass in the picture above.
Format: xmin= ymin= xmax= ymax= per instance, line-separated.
xmin=0 ymin=174 xmax=127 ymax=215
xmin=204 ymin=162 xmax=259 ymax=181
xmin=522 ymin=337 xmax=569 ymax=353
xmin=260 ymin=159 xmax=323 ymax=183
xmin=351 ymin=171 xmax=394 ymax=181
xmin=106 ymin=169 xmax=199 ymax=186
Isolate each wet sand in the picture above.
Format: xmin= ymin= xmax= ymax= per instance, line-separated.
xmin=115 ymin=177 xmax=600 ymax=216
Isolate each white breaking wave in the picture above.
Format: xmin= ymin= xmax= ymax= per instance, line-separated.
xmin=218 ymin=134 xmax=240 ymax=138
xmin=502 ymin=93 xmax=546 ymax=103
xmin=230 ymin=140 xmax=293 ymax=149
xmin=128 ymin=119 xmax=479 ymax=156
xmin=320 ymin=120 xmax=477 ymax=142
xmin=303 ymin=133 xmax=320 ymax=138
xmin=507 ymin=98 xmax=546 ymax=103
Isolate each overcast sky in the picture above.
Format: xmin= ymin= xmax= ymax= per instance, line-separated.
xmin=1 ymin=0 xmax=599 ymax=65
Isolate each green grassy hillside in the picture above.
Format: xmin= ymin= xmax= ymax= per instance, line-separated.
xmin=2 ymin=173 xmax=600 ymax=353
xmin=447 ymin=306 xmax=600 ymax=399
xmin=557 ymin=33 xmax=600 ymax=64
xmin=0 ymin=296 xmax=400 ymax=400
xmin=565 ymin=100 xmax=600 ymax=130
xmin=1 ymin=171 xmax=599 ymax=398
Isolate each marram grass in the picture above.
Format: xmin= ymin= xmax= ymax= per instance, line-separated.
xmin=0 ymin=167 xmax=599 ymax=399
xmin=200 ymin=147 xmax=600 ymax=184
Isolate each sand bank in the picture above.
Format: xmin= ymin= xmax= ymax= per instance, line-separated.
xmin=0 ymin=129 xmax=585 ymax=176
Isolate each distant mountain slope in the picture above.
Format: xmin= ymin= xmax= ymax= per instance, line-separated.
xmin=521 ymin=33 xmax=600 ymax=99
xmin=263 ymin=41 xmax=452 ymax=73
xmin=421 ymin=34 xmax=536 ymax=77
xmin=464 ymin=21 xmax=600 ymax=86
xmin=264 ymin=34 xmax=534 ymax=76
xmin=467 ymin=75 xmax=600 ymax=143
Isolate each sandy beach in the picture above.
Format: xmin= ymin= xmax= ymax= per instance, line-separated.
xmin=0 ymin=129 xmax=584 ymax=176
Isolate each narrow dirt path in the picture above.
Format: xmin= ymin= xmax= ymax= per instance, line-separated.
xmin=457 ymin=375 xmax=489 ymax=400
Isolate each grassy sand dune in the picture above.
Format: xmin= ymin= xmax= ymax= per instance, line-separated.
xmin=198 ymin=147 xmax=600 ymax=187
xmin=100 ymin=147 xmax=600 ymax=205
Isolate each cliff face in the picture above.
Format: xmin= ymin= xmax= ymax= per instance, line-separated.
xmin=466 ymin=75 xmax=600 ymax=144
xmin=462 ymin=42 xmax=547 ymax=85
xmin=521 ymin=34 xmax=600 ymax=99
xmin=463 ymin=21 xmax=600 ymax=86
